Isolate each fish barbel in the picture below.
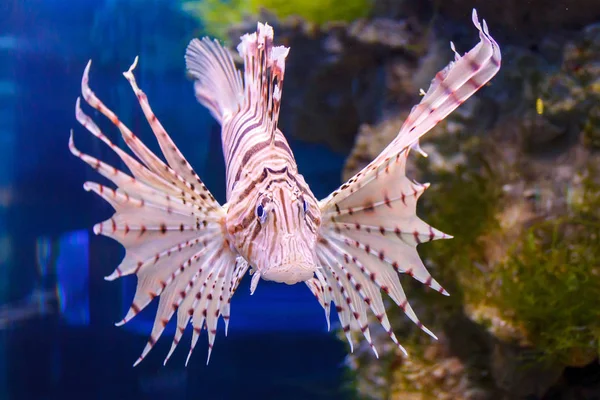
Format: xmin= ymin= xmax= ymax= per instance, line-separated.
xmin=70 ymin=9 xmax=500 ymax=366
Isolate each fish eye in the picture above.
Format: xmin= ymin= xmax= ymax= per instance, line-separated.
xmin=256 ymin=203 xmax=267 ymax=222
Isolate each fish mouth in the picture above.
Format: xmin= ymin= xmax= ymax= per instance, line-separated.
xmin=261 ymin=263 xmax=315 ymax=285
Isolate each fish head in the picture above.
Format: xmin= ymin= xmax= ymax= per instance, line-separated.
xmin=226 ymin=172 xmax=321 ymax=285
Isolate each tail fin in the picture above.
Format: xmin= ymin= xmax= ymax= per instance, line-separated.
xmin=236 ymin=22 xmax=289 ymax=143
xmin=185 ymin=37 xmax=244 ymax=124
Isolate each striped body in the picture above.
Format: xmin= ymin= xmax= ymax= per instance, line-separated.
xmin=223 ymin=121 xmax=321 ymax=286
xmin=185 ymin=25 xmax=322 ymax=286
xmin=70 ymin=10 xmax=501 ymax=366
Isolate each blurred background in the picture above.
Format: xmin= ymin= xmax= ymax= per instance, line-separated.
xmin=1 ymin=0 xmax=600 ymax=399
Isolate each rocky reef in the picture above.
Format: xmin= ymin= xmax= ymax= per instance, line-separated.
xmin=183 ymin=2 xmax=600 ymax=398
xmin=340 ymin=11 xmax=600 ymax=400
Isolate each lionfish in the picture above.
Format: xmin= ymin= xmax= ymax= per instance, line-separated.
xmin=69 ymin=9 xmax=500 ymax=366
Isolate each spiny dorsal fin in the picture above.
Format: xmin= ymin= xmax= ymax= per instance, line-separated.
xmin=236 ymin=22 xmax=289 ymax=144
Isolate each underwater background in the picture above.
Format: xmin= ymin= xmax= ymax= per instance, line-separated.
xmin=2 ymin=0 xmax=600 ymax=399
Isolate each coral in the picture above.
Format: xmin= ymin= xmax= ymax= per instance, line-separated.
xmin=181 ymin=0 xmax=374 ymax=42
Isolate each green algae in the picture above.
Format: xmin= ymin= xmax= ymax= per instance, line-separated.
xmin=416 ymin=142 xmax=504 ymax=309
xmin=418 ymin=136 xmax=600 ymax=366
xmin=181 ymin=0 xmax=374 ymax=41
xmin=341 ymin=19 xmax=600 ymax=397
xmin=342 ymin=141 xmax=508 ymax=398
xmin=345 ymin=124 xmax=600 ymax=397
xmin=490 ymin=167 xmax=600 ymax=365
xmin=582 ymin=104 xmax=600 ymax=148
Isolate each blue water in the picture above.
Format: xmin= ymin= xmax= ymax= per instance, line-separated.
xmin=2 ymin=0 xmax=351 ymax=398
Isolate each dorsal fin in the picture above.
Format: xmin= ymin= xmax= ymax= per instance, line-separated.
xmin=186 ymin=37 xmax=244 ymax=124
xmin=236 ymin=23 xmax=289 ymax=144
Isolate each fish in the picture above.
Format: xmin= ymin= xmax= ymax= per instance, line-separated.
xmin=69 ymin=8 xmax=500 ymax=366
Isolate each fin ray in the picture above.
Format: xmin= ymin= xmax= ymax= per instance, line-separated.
xmin=185 ymin=37 xmax=244 ymax=124
xmin=73 ymin=59 xmax=247 ymax=367
xmin=316 ymin=8 xmax=500 ymax=355
xmin=236 ymin=23 xmax=289 ymax=143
